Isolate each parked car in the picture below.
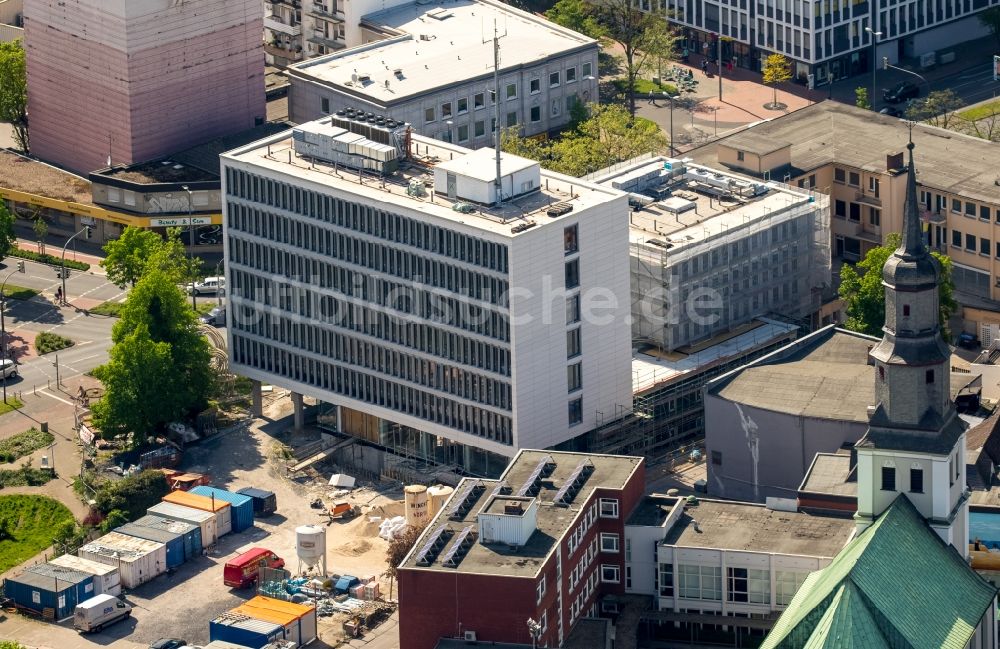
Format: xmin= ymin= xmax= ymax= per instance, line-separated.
xmin=957 ymin=332 xmax=980 ymax=349
xmin=149 ymin=640 xmax=189 ymax=649
xmin=199 ymin=306 xmax=226 ymax=327
xmin=883 ymin=81 xmax=920 ymax=104
xmin=74 ymin=594 xmax=132 ymax=633
xmin=189 ymin=276 xmax=225 ymax=296
xmin=0 ymin=358 xmax=18 ymax=379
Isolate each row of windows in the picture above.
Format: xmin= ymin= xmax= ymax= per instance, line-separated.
xmin=570 ymin=570 xmax=600 ymax=625
xmin=232 ymin=335 xmax=513 ymax=443
xmin=567 ymin=501 xmax=600 ymax=556
xmin=225 ymin=169 xmax=509 ymax=273
xmin=659 ymin=565 xmax=807 ymax=606
xmin=230 ymin=270 xmax=512 ymax=375
xmin=228 ymin=205 xmax=509 ymax=304
xmin=228 ymin=241 xmax=511 ymax=342
xmin=834 ymin=200 xmax=881 ymax=226
xmin=880 ymin=465 xmax=924 ymax=493
xmin=569 ymin=536 xmax=598 ymax=592
xmin=947 ymin=229 xmax=1000 ymax=260
xmin=233 ymin=310 xmax=511 ymax=409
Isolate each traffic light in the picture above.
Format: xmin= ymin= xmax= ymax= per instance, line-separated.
xmin=85 ymin=225 xmax=92 ymax=240
xmin=16 ymin=261 xmax=24 ymax=273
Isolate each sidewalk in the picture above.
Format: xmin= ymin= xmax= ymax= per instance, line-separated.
xmin=15 ymin=238 xmax=105 ymax=269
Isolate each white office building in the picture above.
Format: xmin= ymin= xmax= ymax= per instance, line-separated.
xmin=286 ymin=0 xmax=599 ymax=145
xmin=220 ymin=115 xmax=631 ymax=476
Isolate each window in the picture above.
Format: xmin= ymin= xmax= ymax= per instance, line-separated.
xmin=952 ymin=230 xmax=962 ymax=247
xmin=775 ymin=571 xmax=807 ymax=606
xmin=107 ymin=187 xmax=121 ymax=203
xmin=950 ymin=455 xmax=956 ymax=486
xmin=321 ymin=97 xmax=330 ymax=114
xmin=982 ymin=205 xmax=991 ymax=221
xmin=531 ymin=106 xmax=541 ymax=122
xmin=966 ymin=201 xmax=977 ymax=216
xmin=737 ymin=151 xmax=745 ymax=161
xmin=582 ymin=61 xmax=592 ymax=77
xmin=565 ymin=259 xmax=580 ymax=288
xmin=849 ymin=203 xmax=861 ymax=222
xmin=727 ymin=567 xmax=771 ymax=604
xmin=903 ymin=304 xmax=910 ymax=316
xmin=566 ymin=94 xmax=578 ymax=112
xmin=625 ymin=538 xmax=631 ymax=561
xmin=910 ymin=467 xmax=924 ymax=493
xmin=458 ymin=124 xmax=469 ymax=142
xmin=530 ymin=78 xmax=541 ymax=94
xmin=711 ymin=450 xmax=723 ymax=465
xmin=425 ymin=107 xmax=435 ymax=122
xmin=879 ymin=365 xmax=885 ymax=381
xmin=567 ymin=362 xmax=582 ymax=392
xmin=983 ymin=237 xmax=991 ymax=255
xmin=600 ymin=533 xmax=620 ymax=553
xmin=599 ymin=498 xmax=619 ymax=518
xmin=474 ymin=120 xmax=486 ymax=137
xmin=567 ymin=66 xmax=577 ymax=82
xmin=537 ymin=577 xmax=546 ymax=603
xmin=441 ymin=102 xmax=452 ymax=118
xmin=967 ymin=233 xmax=976 ymax=251
xmin=868 ymin=176 xmax=880 ymax=197
xmin=926 ymin=369 xmax=934 ymax=384
xmin=568 ymin=397 xmax=583 ymax=426
xmin=505 ymin=82 xmax=517 ymax=99
xmin=564 ymin=224 xmax=579 ymax=254
xmin=834 ymin=168 xmax=846 ymax=183
xmin=551 ymin=99 xmax=561 ymax=118
xmin=869 ymin=208 xmax=880 ymax=226
xmin=474 ymin=93 xmax=485 ymax=109
xmin=881 ymin=466 xmax=896 ymax=491
xmin=550 ymin=71 xmax=561 ymax=87
xmin=567 ymin=328 xmax=582 ymax=358
xmin=952 ymin=198 xmax=961 ymax=213
xmin=678 ymin=565 xmax=722 ymax=601
xmin=567 ymin=293 xmax=581 ymax=323
xmin=835 ymin=200 xmax=846 ymax=218
xmin=848 ymin=171 xmax=860 ymax=186
xmin=440 ymin=129 xmax=452 ymax=143
xmin=601 ymin=564 xmax=620 ymax=583
xmin=659 ymin=564 xmax=674 ymax=596
xmin=123 ymin=190 xmax=136 ymax=207
xmin=457 ymin=97 xmax=468 ymax=114
xmin=506 ymin=111 xmax=518 ymax=127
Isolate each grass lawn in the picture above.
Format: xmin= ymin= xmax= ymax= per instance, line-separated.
xmin=0 ymin=397 xmax=24 ymax=417
xmin=0 ymin=428 xmax=54 ymax=464
xmin=195 ymin=301 xmax=222 ymax=315
xmin=35 ymin=332 xmax=74 ymax=355
xmin=2 ymin=284 xmax=40 ymax=301
xmin=958 ymin=100 xmax=1000 ymax=122
xmin=89 ymin=301 xmax=123 ymax=317
xmin=0 ymin=495 xmax=74 ymax=572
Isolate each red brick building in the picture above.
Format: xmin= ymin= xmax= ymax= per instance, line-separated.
xmin=398 ymin=450 xmax=646 ymax=649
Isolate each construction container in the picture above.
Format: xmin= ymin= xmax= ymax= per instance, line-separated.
xmin=77 ymin=532 xmax=167 ymax=588
xmin=115 ymin=523 xmax=186 ymax=569
xmin=210 ymin=614 xmax=285 ymax=648
xmin=49 ymin=554 xmax=121 ymax=596
xmin=163 ymin=490 xmax=233 ymax=536
xmin=132 ymin=514 xmax=203 ymax=561
xmin=204 ymin=641 xmax=255 ymax=649
xmin=232 ymin=596 xmax=318 ymax=647
xmin=237 ymin=487 xmax=277 ymax=516
xmin=191 ymin=486 xmax=255 ymax=532
xmin=148 ymin=501 xmax=219 ymax=547
xmin=4 ymin=563 xmax=95 ymax=620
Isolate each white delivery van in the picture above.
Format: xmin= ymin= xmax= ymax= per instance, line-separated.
xmin=74 ymin=593 xmax=132 ymax=633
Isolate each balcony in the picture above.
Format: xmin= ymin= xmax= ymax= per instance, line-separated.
xmin=264 ymin=15 xmax=302 ymax=36
xmin=307 ymin=33 xmax=346 ymax=49
xmin=265 ymin=43 xmax=304 ymax=62
xmin=266 ymin=0 xmax=302 ymax=7
xmin=854 ymin=191 xmax=881 ymax=206
xmin=309 ymin=3 xmax=345 ymax=21
xmin=920 ymin=208 xmax=947 ymax=225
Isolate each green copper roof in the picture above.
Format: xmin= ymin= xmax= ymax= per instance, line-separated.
xmin=763 ymin=496 xmax=996 ymax=649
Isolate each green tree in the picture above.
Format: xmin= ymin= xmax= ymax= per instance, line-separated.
xmin=979 ymin=6 xmax=1000 ymax=49
xmin=762 ymin=53 xmax=792 ymax=108
xmin=102 ymin=226 xmax=192 ymax=289
xmin=855 ymin=86 xmax=871 ymax=110
xmin=33 ymin=217 xmax=48 ymax=257
xmin=99 ymin=508 xmax=129 ymax=533
xmin=594 ymin=0 xmax=660 ymax=117
xmin=906 ymin=89 xmax=964 ymax=129
xmin=638 ymin=19 xmax=679 ymax=86
xmin=0 ymin=640 xmax=29 ymax=649
xmin=839 ymin=232 xmax=957 ymax=340
xmin=91 ymin=270 xmax=211 ymax=443
xmin=546 ymin=0 xmax=605 ymax=40
xmin=92 ymin=470 xmax=169 ymax=521
xmin=0 ymin=41 xmax=28 ymax=153
xmin=0 ymin=200 xmax=16 ymax=261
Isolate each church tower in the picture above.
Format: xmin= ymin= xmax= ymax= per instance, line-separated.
xmin=855 ymin=139 xmax=969 ymax=557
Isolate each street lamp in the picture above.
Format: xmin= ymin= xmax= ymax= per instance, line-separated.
xmin=864 ymin=27 xmax=882 ymax=109
xmin=663 ymin=92 xmax=676 ymax=155
xmin=883 ymin=57 xmax=931 ymax=95
xmin=0 ymin=262 xmax=25 ymax=404
xmin=182 ymin=185 xmax=196 ymax=310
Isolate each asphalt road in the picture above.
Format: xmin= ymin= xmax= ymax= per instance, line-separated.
xmin=925 ymin=60 xmax=1000 ymax=107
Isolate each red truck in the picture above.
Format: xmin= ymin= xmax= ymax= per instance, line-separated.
xmin=223 ymin=548 xmax=285 ymax=588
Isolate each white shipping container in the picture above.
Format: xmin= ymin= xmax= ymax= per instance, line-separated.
xmin=50 ymin=554 xmax=121 ymax=596
xmin=147 ymin=502 xmax=219 ymax=546
xmin=77 ymin=532 xmax=166 ymax=588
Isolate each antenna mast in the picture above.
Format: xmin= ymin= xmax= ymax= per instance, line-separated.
xmin=485 ymin=20 xmax=506 ymax=206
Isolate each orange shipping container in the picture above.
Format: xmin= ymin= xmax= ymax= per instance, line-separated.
xmin=231 ymin=596 xmax=317 ymax=647
xmin=162 ymin=490 xmax=232 ymax=536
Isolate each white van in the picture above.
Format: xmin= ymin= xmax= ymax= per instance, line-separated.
xmin=74 ymin=593 xmax=132 ymax=633
xmin=191 ymin=276 xmax=225 ymax=296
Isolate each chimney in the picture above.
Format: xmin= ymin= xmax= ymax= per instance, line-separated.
xmin=886 ymin=152 xmax=904 ymax=172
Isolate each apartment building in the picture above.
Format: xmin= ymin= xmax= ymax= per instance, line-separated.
xmin=397 ymin=450 xmax=646 ymax=649
xmin=0 ymin=0 xmax=22 ymax=42
xmin=687 ymin=100 xmax=1000 ymax=342
xmin=645 ymin=0 xmax=992 ymax=83
xmin=220 ymin=115 xmax=632 ymax=477
xmin=286 ymin=0 xmax=598 ymax=144
xmin=24 ymin=0 xmax=264 ymax=175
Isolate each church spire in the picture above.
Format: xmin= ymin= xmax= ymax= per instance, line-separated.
xmin=898 ymin=139 xmax=924 ymax=259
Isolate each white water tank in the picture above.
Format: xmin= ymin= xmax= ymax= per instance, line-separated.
xmin=296 ymin=524 xmax=327 ymax=575
xmin=427 ymin=485 xmax=454 ymax=517
xmin=404 ymin=485 xmax=429 ymax=527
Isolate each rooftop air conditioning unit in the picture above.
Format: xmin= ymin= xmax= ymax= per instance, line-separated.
xmin=464 ymin=631 xmax=477 ymax=642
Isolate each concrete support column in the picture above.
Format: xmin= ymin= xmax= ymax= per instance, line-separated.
xmin=251 ymin=380 xmax=263 ymax=418
xmin=292 ymin=391 xmax=304 ymax=432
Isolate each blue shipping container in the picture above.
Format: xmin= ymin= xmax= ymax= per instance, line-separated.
xmin=236 ymin=487 xmax=277 ymax=516
xmin=4 ymin=564 xmax=95 ymax=620
xmin=210 ymin=616 xmax=284 ymax=648
xmin=191 ymin=486 xmax=255 ymax=532
xmin=132 ymin=514 xmax=203 ymax=561
xmin=116 ymin=523 xmax=186 ymax=569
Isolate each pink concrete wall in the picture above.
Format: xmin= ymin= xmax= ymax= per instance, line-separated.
xmin=25 ymin=1 xmax=264 ymax=174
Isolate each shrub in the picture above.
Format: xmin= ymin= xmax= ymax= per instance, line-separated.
xmin=9 ymin=247 xmax=90 ymax=271
xmin=89 ymin=301 xmax=123 ymax=317
xmin=0 ymin=428 xmax=54 ymax=462
xmin=93 ymin=469 xmax=169 ymax=521
xmin=35 ymin=331 xmax=74 ymax=355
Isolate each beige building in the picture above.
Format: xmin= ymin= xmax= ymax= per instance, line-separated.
xmin=687 ymin=101 xmax=1000 ymax=341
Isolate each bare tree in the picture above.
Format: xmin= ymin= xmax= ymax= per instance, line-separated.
xmin=385 ymin=524 xmax=422 ymax=602
xmin=905 ymin=90 xmax=964 ymax=129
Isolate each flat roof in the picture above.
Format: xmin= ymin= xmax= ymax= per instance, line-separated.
xmin=0 ymin=150 xmax=92 ymax=203
xmin=685 ymin=101 xmax=1000 ymax=204
xmin=721 ymin=131 xmax=792 ymax=157
xmin=437 ymin=147 xmax=537 ymax=183
xmin=799 ymin=453 xmax=857 ymax=497
xmin=223 ymin=131 xmax=620 ymax=237
xmin=626 ymin=495 xmax=675 ymax=527
xmin=631 ymin=318 xmax=799 ymax=394
xmin=664 ymin=498 xmax=854 ymax=556
xmin=401 ymin=450 xmax=642 ymax=577
xmin=291 ymin=0 xmax=594 ymax=103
